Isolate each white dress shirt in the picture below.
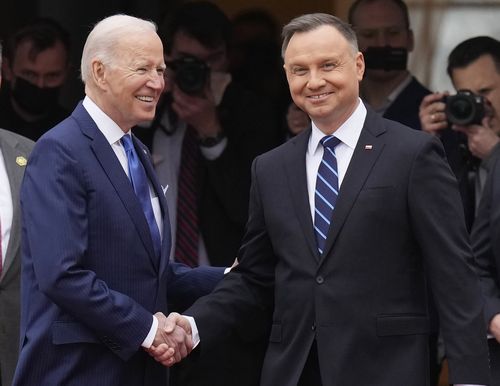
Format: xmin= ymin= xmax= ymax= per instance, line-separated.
xmin=0 ymin=148 xmax=13 ymax=266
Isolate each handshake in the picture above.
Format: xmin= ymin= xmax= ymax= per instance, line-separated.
xmin=146 ymin=312 xmax=192 ymax=367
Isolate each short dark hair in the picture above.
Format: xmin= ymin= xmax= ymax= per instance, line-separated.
xmin=348 ymin=0 xmax=410 ymax=29
xmin=4 ymin=17 xmax=70 ymax=63
xmin=447 ymin=36 xmax=500 ymax=78
xmin=161 ymin=1 xmax=232 ymax=54
xmin=281 ymin=13 xmax=358 ymax=58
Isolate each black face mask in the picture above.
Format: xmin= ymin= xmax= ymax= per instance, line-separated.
xmin=11 ymin=76 xmax=61 ymax=116
xmin=363 ymin=46 xmax=408 ymax=71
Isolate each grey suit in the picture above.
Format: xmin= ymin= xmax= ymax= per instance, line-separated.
xmin=0 ymin=129 xmax=33 ymax=386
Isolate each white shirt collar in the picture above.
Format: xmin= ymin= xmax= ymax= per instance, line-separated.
xmin=82 ymin=96 xmax=130 ymax=144
xmin=308 ymin=98 xmax=367 ymax=154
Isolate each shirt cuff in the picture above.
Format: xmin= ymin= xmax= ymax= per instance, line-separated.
xmin=141 ymin=314 xmax=158 ymax=349
xmin=183 ymin=315 xmax=200 ymax=349
xmin=200 ymin=137 xmax=227 ymax=160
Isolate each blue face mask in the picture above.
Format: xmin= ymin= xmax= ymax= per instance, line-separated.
xmin=11 ymin=76 xmax=61 ymax=115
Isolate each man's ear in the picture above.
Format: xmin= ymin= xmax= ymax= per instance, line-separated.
xmin=356 ymin=51 xmax=365 ymax=81
xmin=91 ymin=59 xmax=107 ymax=90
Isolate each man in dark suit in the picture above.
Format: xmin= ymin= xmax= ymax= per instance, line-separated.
xmin=0 ymin=66 xmax=34 ymax=386
xmin=471 ymin=146 xmax=500 ymax=386
xmin=153 ymin=13 xmax=490 ymax=386
xmin=0 ymin=128 xmax=32 ymax=386
xmin=12 ymin=14 xmax=223 ymax=386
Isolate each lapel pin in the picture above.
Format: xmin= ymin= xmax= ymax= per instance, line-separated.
xmin=16 ymin=156 xmax=27 ymax=166
xmin=364 ymin=145 xmax=373 ymax=150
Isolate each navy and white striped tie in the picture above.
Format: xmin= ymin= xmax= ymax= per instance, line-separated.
xmin=314 ymin=135 xmax=341 ymax=255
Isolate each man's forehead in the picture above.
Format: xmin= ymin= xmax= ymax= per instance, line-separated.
xmin=15 ymin=39 xmax=67 ymax=63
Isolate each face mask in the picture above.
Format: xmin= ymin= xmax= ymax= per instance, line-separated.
xmin=11 ymin=76 xmax=61 ymax=116
xmin=363 ymin=46 xmax=408 ymax=71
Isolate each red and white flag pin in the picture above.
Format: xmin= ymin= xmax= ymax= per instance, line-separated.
xmin=364 ymin=144 xmax=373 ymax=150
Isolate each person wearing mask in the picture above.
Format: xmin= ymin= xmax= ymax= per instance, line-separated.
xmin=0 ymin=42 xmax=34 ymax=386
xmin=12 ymin=14 xmax=224 ymax=386
xmin=348 ymin=0 xmax=428 ymax=129
xmin=155 ymin=13 xmax=490 ymax=386
xmin=0 ymin=18 xmax=71 ymax=140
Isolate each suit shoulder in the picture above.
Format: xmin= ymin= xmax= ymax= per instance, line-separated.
xmin=255 ymin=131 xmax=303 ymax=162
xmin=370 ymin=112 xmax=439 ymax=156
xmin=0 ymin=128 xmax=35 ymax=152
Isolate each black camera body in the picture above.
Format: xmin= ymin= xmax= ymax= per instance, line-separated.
xmin=166 ymin=56 xmax=210 ymax=95
xmin=444 ymin=90 xmax=486 ymax=126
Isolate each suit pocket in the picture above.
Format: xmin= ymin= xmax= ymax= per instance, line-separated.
xmin=268 ymin=323 xmax=282 ymax=343
xmin=376 ymin=314 xmax=429 ymax=337
xmin=52 ymin=321 xmax=100 ymax=345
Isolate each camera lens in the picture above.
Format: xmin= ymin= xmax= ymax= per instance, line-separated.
xmin=444 ymin=90 xmax=485 ymax=126
xmin=168 ymin=56 xmax=209 ymax=95
xmin=449 ymin=99 xmax=474 ymax=122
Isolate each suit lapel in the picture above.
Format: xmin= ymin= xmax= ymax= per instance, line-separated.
xmin=284 ymin=129 xmax=319 ymax=260
xmin=0 ymin=134 xmax=29 ymax=278
xmin=73 ymin=104 xmax=159 ymax=270
xmin=319 ymin=109 xmax=386 ymax=265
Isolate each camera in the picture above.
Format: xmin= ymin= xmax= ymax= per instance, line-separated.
xmin=166 ymin=56 xmax=210 ymax=95
xmin=444 ymin=90 xmax=486 ymax=126
xmin=363 ymin=46 xmax=408 ymax=71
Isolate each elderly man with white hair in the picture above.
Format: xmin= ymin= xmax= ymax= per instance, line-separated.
xmin=12 ymin=14 xmax=223 ymax=386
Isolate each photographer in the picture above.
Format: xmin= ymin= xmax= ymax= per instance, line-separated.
xmin=422 ymin=36 xmax=500 ymax=386
xmin=137 ymin=2 xmax=278 ymax=385
xmin=419 ymin=36 xmax=500 ymax=215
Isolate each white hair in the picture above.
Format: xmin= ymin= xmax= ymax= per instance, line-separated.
xmin=80 ymin=14 xmax=157 ymax=83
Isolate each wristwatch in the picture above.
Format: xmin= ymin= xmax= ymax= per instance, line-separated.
xmin=199 ymin=132 xmax=225 ymax=147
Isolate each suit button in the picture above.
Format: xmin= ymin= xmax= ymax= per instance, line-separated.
xmin=316 ymin=276 xmax=324 ymax=284
xmin=311 ymin=323 xmax=316 ymax=331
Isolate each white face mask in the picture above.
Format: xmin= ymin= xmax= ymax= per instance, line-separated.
xmin=210 ymin=71 xmax=232 ymax=105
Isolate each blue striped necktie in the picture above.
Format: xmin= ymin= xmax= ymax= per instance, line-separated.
xmin=314 ymin=135 xmax=341 ymax=255
xmin=121 ymin=134 xmax=162 ymax=259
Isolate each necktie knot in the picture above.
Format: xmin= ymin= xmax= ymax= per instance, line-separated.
xmin=320 ymin=135 xmax=341 ymax=149
xmin=121 ymin=134 xmax=134 ymax=152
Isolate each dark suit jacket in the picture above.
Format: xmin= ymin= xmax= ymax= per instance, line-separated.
xmin=471 ymin=145 xmax=500 ymax=324
xmin=384 ymin=76 xmax=430 ymax=130
xmin=383 ymin=76 xmax=477 ymax=229
xmin=0 ymin=129 xmax=33 ymax=386
xmin=187 ymin=107 xmax=490 ymax=386
xmin=12 ymin=102 xmax=223 ymax=386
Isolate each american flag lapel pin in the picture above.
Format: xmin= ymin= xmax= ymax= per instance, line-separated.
xmin=365 ymin=144 xmax=373 ymax=150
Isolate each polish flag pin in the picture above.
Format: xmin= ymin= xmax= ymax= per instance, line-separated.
xmin=365 ymin=145 xmax=373 ymax=150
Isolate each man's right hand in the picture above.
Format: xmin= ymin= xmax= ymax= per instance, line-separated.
xmin=148 ymin=312 xmax=193 ymax=366
xmin=419 ymin=92 xmax=449 ymax=135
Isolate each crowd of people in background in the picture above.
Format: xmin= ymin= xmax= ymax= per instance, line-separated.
xmin=0 ymin=0 xmax=500 ymax=385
